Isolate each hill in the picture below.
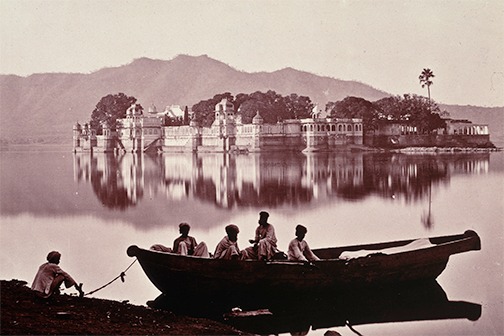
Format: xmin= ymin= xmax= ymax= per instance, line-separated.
xmin=0 ymin=55 xmax=386 ymax=143
xmin=1 ymin=55 xmax=502 ymax=146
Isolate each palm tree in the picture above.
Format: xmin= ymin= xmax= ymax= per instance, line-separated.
xmin=419 ymin=68 xmax=435 ymax=101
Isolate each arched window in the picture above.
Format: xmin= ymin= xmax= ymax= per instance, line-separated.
xmin=331 ymin=125 xmax=335 ymax=132
xmin=338 ymin=125 xmax=343 ymax=132
xmin=347 ymin=125 xmax=352 ymax=131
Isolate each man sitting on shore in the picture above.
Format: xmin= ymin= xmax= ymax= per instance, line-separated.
xmin=31 ymin=251 xmax=84 ymax=298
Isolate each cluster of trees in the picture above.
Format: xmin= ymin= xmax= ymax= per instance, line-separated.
xmin=90 ymin=93 xmax=138 ymax=135
xmin=89 ymin=92 xmax=447 ymax=135
xmin=89 ymin=90 xmax=313 ymax=132
xmin=326 ymin=94 xmax=447 ymax=134
xmin=191 ymin=90 xmax=313 ymax=127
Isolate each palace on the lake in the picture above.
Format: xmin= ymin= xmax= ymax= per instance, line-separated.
xmin=73 ymin=98 xmax=491 ymax=154
xmin=73 ymin=98 xmax=363 ymax=153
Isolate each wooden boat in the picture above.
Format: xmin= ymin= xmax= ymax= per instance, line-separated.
xmin=127 ymin=230 xmax=480 ymax=301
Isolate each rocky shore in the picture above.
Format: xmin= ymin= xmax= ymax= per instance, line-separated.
xmin=391 ymin=146 xmax=502 ymax=153
xmin=1 ymin=279 xmax=243 ymax=335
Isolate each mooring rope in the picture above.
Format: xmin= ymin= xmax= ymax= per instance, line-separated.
xmin=84 ymin=259 xmax=138 ymax=297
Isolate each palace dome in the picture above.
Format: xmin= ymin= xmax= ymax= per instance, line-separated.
xmin=252 ymin=111 xmax=264 ymax=124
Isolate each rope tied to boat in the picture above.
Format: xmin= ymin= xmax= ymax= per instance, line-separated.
xmin=84 ymin=258 xmax=138 ymax=297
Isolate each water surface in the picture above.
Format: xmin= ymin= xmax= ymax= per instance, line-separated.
xmin=1 ymin=149 xmax=502 ymax=335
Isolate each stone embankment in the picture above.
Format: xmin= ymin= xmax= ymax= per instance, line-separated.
xmin=392 ymin=146 xmax=502 ymax=153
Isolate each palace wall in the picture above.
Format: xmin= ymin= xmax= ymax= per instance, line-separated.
xmin=73 ymin=98 xmax=366 ymax=153
xmin=161 ymin=126 xmax=197 ymax=152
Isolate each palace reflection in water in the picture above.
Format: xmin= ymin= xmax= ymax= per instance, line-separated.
xmin=2 ymin=149 xmax=501 ymax=336
xmin=73 ymin=152 xmax=490 ymax=211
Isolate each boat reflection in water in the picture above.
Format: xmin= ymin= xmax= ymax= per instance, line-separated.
xmin=73 ymin=152 xmax=490 ymax=211
xmin=149 ymin=281 xmax=480 ymax=335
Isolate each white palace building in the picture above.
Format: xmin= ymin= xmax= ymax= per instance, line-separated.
xmin=73 ymin=98 xmax=363 ymax=153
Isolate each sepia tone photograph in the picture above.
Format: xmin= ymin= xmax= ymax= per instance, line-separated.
xmin=1 ymin=1 xmax=503 ymax=335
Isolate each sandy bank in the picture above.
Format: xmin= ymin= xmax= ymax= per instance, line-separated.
xmin=1 ymin=279 xmax=243 ymax=335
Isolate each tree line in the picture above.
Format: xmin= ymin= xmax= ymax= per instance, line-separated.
xmin=89 ymin=68 xmax=444 ymax=135
xmin=89 ymin=91 xmax=446 ymax=135
xmin=191 ymin=90 xmax=313 ymax=127
xmin=327 ymin=94 xmax=446 ymax=134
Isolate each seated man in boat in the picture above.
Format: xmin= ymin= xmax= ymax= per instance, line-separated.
xmin=31 ymin=251 xmax=84 ymax=298
xmin=287 ymin=224 xmax=320 ymax=262
xmin=242 ymin=211 xmax=278 ymax=261
xmin=150 ymin=222 xmax=209 ymax=258
xmin=213 ymin=224 xmax=242 ymax=260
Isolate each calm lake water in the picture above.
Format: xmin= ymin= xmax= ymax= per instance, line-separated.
xmin=1 ymin=148 xmax=503 ymax=335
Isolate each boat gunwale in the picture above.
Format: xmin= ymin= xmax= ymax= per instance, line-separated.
xmin=312 ymin=229 xmax=480 ymax=259
xmin=127 ymin=230 xmax=480 ymax=265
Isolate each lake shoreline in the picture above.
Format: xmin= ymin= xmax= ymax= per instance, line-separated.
xmin=1 ymin=279 xmax=243 ymax=335
xmin=1 ymin=142 xmax=501 ymax=154
xmin=390 ymin=146 xmax=502 ymax=153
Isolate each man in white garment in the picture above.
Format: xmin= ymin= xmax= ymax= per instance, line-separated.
xmin=288 ymin=225 xmax=320 ymax=262
xmin=150 ymin=222 xmax=209 ymax=258
xmin=213 ymin=224 xmax=241 ymax=260
xmin=32 ymin=251 xmax=84 ymax=298
xmin=243 ymin=211 xmax=278 ymax=261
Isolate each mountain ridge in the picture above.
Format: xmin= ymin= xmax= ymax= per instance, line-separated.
xmin=0 ymin=55 xmax=502 ymax=145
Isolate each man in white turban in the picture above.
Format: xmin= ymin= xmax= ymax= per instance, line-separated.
xmin=31 ymin=251 xmax=84 ymax=298
xmin=150 ymin=222 xmax=209 ymax=258
xmin=287 ymin=225 xmax=320 ymax=262
xmin=213 ymin=224 xmax=242 ymax=260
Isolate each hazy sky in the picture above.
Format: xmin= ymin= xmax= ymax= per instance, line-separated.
xmin=1 ymin=0 xmax=503 ymax=106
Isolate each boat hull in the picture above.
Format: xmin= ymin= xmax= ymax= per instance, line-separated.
xmin=127 ymin=230 xmax=480 ymax=301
